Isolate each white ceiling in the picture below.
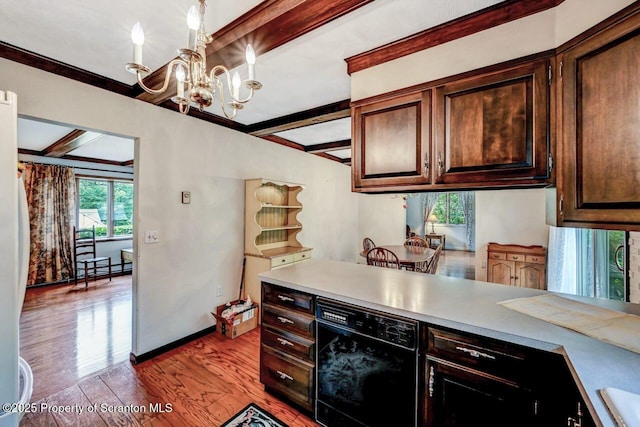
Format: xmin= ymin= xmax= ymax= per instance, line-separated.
xmin=1 ymin=0 xmax=504 ymax=163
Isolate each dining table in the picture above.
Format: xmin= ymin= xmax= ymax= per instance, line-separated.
xmin=360 ymin=244 xmax=434 ymax=270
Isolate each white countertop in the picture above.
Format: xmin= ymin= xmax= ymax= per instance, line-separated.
xmin=259 ymin=259 xmax=640 ymax=427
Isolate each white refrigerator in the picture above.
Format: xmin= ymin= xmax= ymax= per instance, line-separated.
xmin=0 ymin=90 xmax=33 ymax=427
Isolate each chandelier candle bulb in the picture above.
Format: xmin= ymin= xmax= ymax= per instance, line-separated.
xmin=246 ymin=44 xmax=256 ymax=80
xmin=187 ymin=5 xmax=199 ymax=50
xmin=131 ymin=22 xmax=144 ymax=65
xmin=176 ymin=65 xmax=186 ymax=98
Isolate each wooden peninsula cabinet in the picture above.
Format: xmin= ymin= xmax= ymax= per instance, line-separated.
xmin=260 ymin=282 xmax=315 ymax=413
xmin=244 ymin=179 xmax=312 ymax=305
xmin=487 ymin=243 xmax=547 ymax=290
xmin=420 ymin=325 xmax=594 ymax=427
xmin=556 ymin=8 xmax=640 ymax=230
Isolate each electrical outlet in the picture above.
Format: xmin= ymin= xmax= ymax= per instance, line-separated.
xmin=216 ymin=286 xmax=223 ymax=297
xmin=145 ymin=230 xmax=159 ymax=243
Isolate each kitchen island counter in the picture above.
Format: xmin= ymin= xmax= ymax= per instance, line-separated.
xmin=259 ymin=259 xmax=640 ymax=427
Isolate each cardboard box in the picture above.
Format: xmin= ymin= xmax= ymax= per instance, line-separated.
xmin=213 ymin=300 xmax=259 ymax=339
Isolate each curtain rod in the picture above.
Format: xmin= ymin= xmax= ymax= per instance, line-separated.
xmin=19 ymin=160 xmax=134 ymax=175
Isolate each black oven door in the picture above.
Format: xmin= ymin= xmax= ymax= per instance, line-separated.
xmin=316 ymin=321 xmax=417 ymax=427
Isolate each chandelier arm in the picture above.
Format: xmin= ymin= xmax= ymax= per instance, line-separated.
xmin=212 ymin=77 xmax=238 ymax=120
xmin=209 ymin=66 xmax=255 ymax=105
xmin=137 ymin=59 xmax=190 ymax=95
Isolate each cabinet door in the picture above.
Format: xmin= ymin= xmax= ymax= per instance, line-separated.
xmin=424 ymin=358 xmax=542 ymax=427
xmin=515 ymin=262 xmax=546 ymax=289
xmin=558 ymin=16 xmax=640 ymax=229
xmin=352 ymin=91 xmax=432 ymax=190
xmin=434 ymin=60 xmax=549 ymax=186
xmin=487 ymin=259 xmax=515 ymax=285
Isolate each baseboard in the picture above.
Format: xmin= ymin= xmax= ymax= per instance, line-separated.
xmin=129 ymin=325 xmax=217 ymax=364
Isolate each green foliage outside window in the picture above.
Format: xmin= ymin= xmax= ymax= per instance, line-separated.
xmin=432 ymin=193 xmax=465 ymax=225
xmin=78 ymin=177 xmax=133 ymax=238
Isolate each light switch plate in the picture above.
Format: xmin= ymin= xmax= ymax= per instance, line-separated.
xmin=145 ymin=230 xmax=159 ymax=243
xmin=181 ymin=191 xmax=191 ymax=204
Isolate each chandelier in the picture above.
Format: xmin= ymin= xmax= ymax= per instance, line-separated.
xmin=125 ymin=0 xmax=262 ymax=118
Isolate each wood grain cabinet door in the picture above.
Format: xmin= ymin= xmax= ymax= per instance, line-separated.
xmin=558 ymin=15 xmax=640 ymax=230
xmin=487 ymin=259 xmax=515 ymax=286
xmin=352 ymin=91 xmax=432 ymax=191
xmin=514 ymin=262 xmax=546 ymax=289
xmin=434 ymin=60 xmax=550 ymax=187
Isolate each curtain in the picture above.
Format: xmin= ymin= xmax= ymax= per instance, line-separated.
xmin=22 ymin=164 xmax=76 ymax=286
xmin=422 ymin=193 xmax=439 ymax=231
xmin=547 ymin=226 xmax=579 ymax=295
xmin=459 ymin=191 xmax=474 ymax=249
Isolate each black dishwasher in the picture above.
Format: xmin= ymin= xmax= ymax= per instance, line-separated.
xmin=316 ymin=298 xmax=418 ymax=427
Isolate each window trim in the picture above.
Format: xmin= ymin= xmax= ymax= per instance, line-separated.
xmin=76 ymin=175 xmax=133 ymax=240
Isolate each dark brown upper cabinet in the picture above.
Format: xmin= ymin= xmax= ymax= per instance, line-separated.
xmin=557 ymin=9 xmax=640 ymax=230
xmin=351 ymin=91 xmax=432 ymax=191
xmin=433 ymin=60 xmax=550 ymax=186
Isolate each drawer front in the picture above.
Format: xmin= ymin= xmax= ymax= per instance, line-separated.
xmin=488 ymin=252 xmax=506 ymax=260
xmin=427 ymin=327 xmax=528 ymax=383
xmin=525 ymin=254 xmax=545 ymax=264
xmin=262 ymin=326 xmax=315 ymax=362
xmin=263 ymin=303 xmax=315 ymax=337
xmin=260 ymin=346 xmax=314 ymax=410
xmin=293 ymin=250 xmax=312 ymax=262
xmin=271 ymin=255 xmax=294 ymax=268
xmin=506 ymin=253 xmax=524 ymax=262
xmin=262 ymin=282 xmax=314 ymax=314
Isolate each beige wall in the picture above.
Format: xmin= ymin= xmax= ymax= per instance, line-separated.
xmin=474 ymin=189 xmax=549 ymax=282
xmin=0 ymin=57 xmax=359 ymax=356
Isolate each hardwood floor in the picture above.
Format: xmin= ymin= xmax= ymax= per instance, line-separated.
xmin=19 ymin=277 xmax=317 ymax=426
xmin=437 ymin=249 xmax=475 ymax=279
xmin=18 ymin=253 xmax=475 ymax=426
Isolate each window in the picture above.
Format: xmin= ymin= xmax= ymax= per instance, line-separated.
xmin=77 ymin=177 xmax=133 ymax=238
xmin=432 ymin=193 xmax=465 ymax=225
xmin=548 ymin=227 xmax=627 ymax=302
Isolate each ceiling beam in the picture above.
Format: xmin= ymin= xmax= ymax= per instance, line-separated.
xmin=304 ymin=140 xmax=351 ymax=154
xmin=41 ymin=129 xmax=98 ymax=158
xmin=345 ymin=0 xmax=564 ymax=74
xmin=135 ymin=0 xmax=373 ymax=104
xmin=0 ymin=42 xmax=136 ymax=97
xmin=247 ymin=99 xmax=351 ymax=136
xmin=315 ymin=152 xmax=346 ymax=164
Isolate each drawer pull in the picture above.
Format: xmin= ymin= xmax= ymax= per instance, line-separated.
xmin=277 ymin=316 xmax=294 ymax=325
xmin=276 ymin=337 xmax=294 ymax=347
xmin=428 ymin=366 xmax=435 ymax=397
xmin=512 ymin=256 xmax=519 ymax=260
xmin=277 ymin=295 xmax=295 ymax=302
xmin=455 ymin=346 xmax=496 ymax=360
xmin=276 ymin=370 xmax=294 ymax=381
xmin=531 ymin=257 xmax=538 ymax=261
xmin=493 ymin=254 xmax=500 ymax=258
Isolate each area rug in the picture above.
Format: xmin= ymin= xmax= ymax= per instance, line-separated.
xmin=221 ymin=403 xmax=289 ymax=427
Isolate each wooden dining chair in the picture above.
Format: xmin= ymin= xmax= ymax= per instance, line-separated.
xmin=404 ymin=236 xmax=429 ymax=248
xmin=363 ymin=237 xmax=376 ymax=251
xmin=366 ymin=247 xmax=400 ymax=269
xmin=425 ymin=243 xmax=444 ymax=275
xmin=403 ymin=236 xmax=429 ymax=271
